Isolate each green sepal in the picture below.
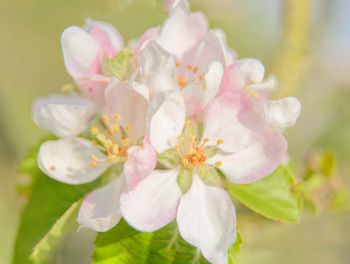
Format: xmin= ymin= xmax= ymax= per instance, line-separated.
xmin=177 ymin=168 xmax=193 ymax=193
xmin=158 ymin=148 xmax=181 ymax=169
xmin=102 ymin=49 xmax=135 ymax=80
xmin=197 ymin=166 xmax=224 ymax=188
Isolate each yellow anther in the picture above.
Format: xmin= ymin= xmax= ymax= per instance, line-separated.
xmin=185 ymin=65 xmax=193 ymax=71
xmin=193 ymin=67 xmax=198 ymax=73
xmin=182 ymin=158 xmax=189 ymax=165
xmin=216 ymin=139 xmax=224 ymax=145
xmin=174 ymin=144 xmax=180 ymax=150
xmin=102 ymin=115 xmax=110 ymax=123
xmin=89 ymin=162 xmax=97 ymax=168
xmin=125 ymin=125 xmax=131 ymax=132
xmin=111 ymin=124 xmax=119 ymax=132
xmin=191 ymin=136 xmax=198 ymax=143
xmin=113 ymin=144 xmax=120 ymax=155
xmin=203 ymin=138 xmax=209 ymax=143
xmin=113 ymin=114 xmax=121 ymax=120
xmin=91 ymin=127 xmax=99 ymax=135
xmin=106 ymin=140 xmax=114 ymax=148
xmin=176 ymin=61 xmax=181 ymax=67
xmin=91 ymin=155 xmax=99 ymax=161
xmin=177 ymin=76 xmax=187 ymax=88
xmin=97 ymin=134 xmax=106 ymax=142
xmin=198 ymin=74 xmax=205 ymax=81
xmin=185 ymin=119 xmax=192 ymax=127
xmin=215 ymin=161 xmax=222 ymax=167
xmin=121 ymin=136 xmax=129 ymax=146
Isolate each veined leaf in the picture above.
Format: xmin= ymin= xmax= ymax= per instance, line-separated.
xmin=29 ymin=202 xmax=80 ymax=263
xmin=227 ymin=165 xmax=303 ymax=223
xmin=94 ymin=220 xmax=242 ymax=264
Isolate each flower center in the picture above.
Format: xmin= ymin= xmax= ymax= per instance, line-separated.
xmin=176 ymin=62 xmax=204 ymax=89
xmin=173 ymin=119 xmax=223 ymax=169
xmin=88 ymin=114 xmax=130 ymax=167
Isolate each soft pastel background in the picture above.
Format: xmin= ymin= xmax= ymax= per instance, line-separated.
xmin=0 ymin=0 xmax=349 ymax=263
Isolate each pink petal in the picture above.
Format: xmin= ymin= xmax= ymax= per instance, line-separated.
xmin=78 ymin=176 xmax=125 ymax=232
xmin=157 ymin=9 xmax=208 ymax=59
xmin=202 ymin=90 xmax=265 ymax=153
xmin=77 ymin=75 xmax=110 ymax=104
xmin=61 ymin=26 xmax=100 ymax=80
xmin=85 ymin=19 xmax=124 ymax=58
xmin=177 ymin=175 xmax=236 ymax=264
xmin=209 ymin=132 xmax=287 ymax=184
xmin=120 ymin=169 xmax=182 ymax=232
xmin=104 ymin=80 xmax=149 ymax=143
xmin=124 ymin=137 xmax=157 ymax=190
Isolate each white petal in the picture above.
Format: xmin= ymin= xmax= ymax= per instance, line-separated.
xmin=230 ymin=58 xmax=265 ymax=87
xmin=177 ymin=175 xmax=236 ymax=264
xmin=84 ymin=19 xmax=124 ymax=53
xmin=202 ymin=91 xmax=264 ymax=153
xmin=203 ymin=61 xmax=224 ymax=106
xmin=149 ymin=92 xmax=186 ymax=153
xmin=181 ymin=32 xmax=225 ymax=75
xmin=208 ymin=132 xmax=287 ymax=184
xmin=211 ymin=28 xmax=237 ymax=65
xmin=61 ymin=26 xmax=100 ymax=80
xmin=78 ymin=176 xmax=125 ymax=232
xmin=157 ymin=8 xmax=208 ymax=59
xmin=38 ymin=138 xmax=107 ymax=185
xmin=264 ymin=97 xmax=301 ymax=130
xmin=120 ymin=169 xmax=182 ymax=232
xmin=140 ymin=41 xmax=178 ymax=98
xmin=104 ymin=80 xmax=149 ymax=143
xmin=32 ymin=95 xmax=95 ymax=138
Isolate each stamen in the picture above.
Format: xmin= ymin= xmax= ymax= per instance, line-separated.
xmin=91 ymin=155 xmax=99 ymax=161
xmin=89 ymin=162 xmax=97 ymax=168
xmin=177 ymin=76 xmax=187 ymax=88
xmin=215 ymin=161 xmax=222 ymax=167
xmin=113 ymin=114 xmax=121 ymax=120
xmin=216 ymin=139 xmax=224 ymax=145
xmin=102 ymin=115 xmax=110 ymax=124
xmin=91 ymin=127 xmax=99 ymax=135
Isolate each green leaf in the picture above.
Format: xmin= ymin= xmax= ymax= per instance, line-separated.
xmin=228 ymin=229 xmax=243 ymax=264
xmin=13 ymin=141 xmax=101 ymax=264
xmin=29 ymin=202 xmax=80 ymax=263
xmin=226 ymin=165 xmax=303 ymax=223
xmin=93 ymin=220 xmax=209 ymax=264
xmin=94 ymin=220 xmax=242 ymax=264
xmin=102 ymin=49 xmax=135 ymax=80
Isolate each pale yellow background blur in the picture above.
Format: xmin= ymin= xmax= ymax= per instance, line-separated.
xmin=1 ymin=0 xmax=349 ymax=263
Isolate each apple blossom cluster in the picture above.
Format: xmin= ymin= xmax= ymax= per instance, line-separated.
xmin=32 ymin=0 xmax=301 ymax=263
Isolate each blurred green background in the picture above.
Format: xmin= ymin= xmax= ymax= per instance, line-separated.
xmin=0 ymin=0 xmax=349 ymax=263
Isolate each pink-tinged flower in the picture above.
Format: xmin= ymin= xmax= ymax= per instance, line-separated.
xmin=133 ymin=1 xmax=236 ymax=116
xmin=139 ymin=41 xmax=224 ymax=117
xmin=120 ymin=86 xmax=290 ymax=263
xmin=221 ymin=58 xmax=302 ymax=131
xmin=61 ymin=19 xmax=124 ymax=102
xmin=35 ymin=80 xmax=158 ymax=231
